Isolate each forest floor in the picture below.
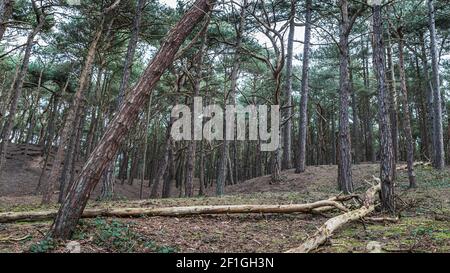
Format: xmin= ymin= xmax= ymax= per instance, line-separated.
xmin=0 ymin=160 xmax=449 ymax=253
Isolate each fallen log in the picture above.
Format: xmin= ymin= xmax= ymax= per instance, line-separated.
xmin=396 ymin=161 xmax=431 ymax=171
xmin=285 ymin=184 xmax=381 ymax=253
xmin=0 ymin=199 xmax=349 ymax=224
xmin=364 ymin=217 xmax=399 ymax=223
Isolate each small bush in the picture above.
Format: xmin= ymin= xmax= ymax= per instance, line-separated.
xmin=29 ymin=238 xmax=56 ymax=253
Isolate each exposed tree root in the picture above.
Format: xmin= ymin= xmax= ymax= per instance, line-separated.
xmin=285 ymin=184 xmax=381 ymax=253
xmin=0 ymin=234 xmax=31 ymax=242
xmin=0 ymin=199 xmax=350 ymax=224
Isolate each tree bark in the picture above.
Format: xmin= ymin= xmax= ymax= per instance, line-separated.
xmin=386 ymin=34 xmax=399 ymax=166
xmin=216 ymin=1 xmax=245 ymax=195
xmin=116 ymin=0 xmax=145 ymax=105
xmin=58 ymin=105 xmax=83 ymax=202
xmin=372 ymin=4 xmax=395 ymax=213
xmin=282 ymin=0 xmax=295 ymax=170
xmin=140 ymin=94 xmax=153 ymax=199
xmin=337 ymin=0 xmax=353 ymax=194
xmin=100 ymin=0 xmax=146 ymax=198
xmin=428 ymin=0 xmax=445 ymax=169
xmin=350 ymin=66 xmax=360 ymax=164
xmin=150 ymin=122 xmax=172 ymax=198
xmin=295 ymin=0 xmax=312 ymax=174
xmin=162 ymin=142 xmax=175 ymax=198
xmin=0 ymin=0 xmax=13 ymax=42
xmin=25 ymin=69 xmax=44 ymax=145
xmin=420 ymin=33 xmax=435 ymax=162
xmin=185 ymin=18 xmax=209 ymax=198
xmin=361 ymin=38 xmax=375 ymax=162
xmin=397 ymin=30 xmax=416 ymax=188
xmin=1 ymin=200 xmax=349 ymax=224
xmin=50 ymin=0 xmax=216 ymax=239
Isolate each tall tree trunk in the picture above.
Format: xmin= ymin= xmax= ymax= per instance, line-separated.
xmin=397 ymin=30 xmax=417 ymax=188
xmin=150 ymin=128 xmax=172 ymax=198
xmin=0 ymin=2 xmax=44 ymax=174
xmin=447 ymin=104 xmax=450 ymax=165
xmin=116 ymin=0 xmax=145 ymax=105
xmin=216 ymin=1 xmax=245 ymax=195
xmin=330 ymin=107 xmax=336 ymax=165
xmin=58 ymin=106 xmax=83 ymax=202
xmin=337 ymin=0 xmax=353 ymax=194
xmin=295 ymin=0 xmax=312 ymax=174
xmin=413 ymin=50 xmax=430 ymax=160
xmin=36 ymin=86 xmax=64 ymax=193
xmin=282 ymin=0 xmax=295 ymax=170
xmin=162 ymin=143 xmax=174 ymax=199
xmin=0 ymin=0 xmax=13 ymax=42
xmin=127 ymin=147 xmax=139 ymax=185
xmin=85 ymin=106 xmax=98 ymax=158
xmin=349 ymin=63 xmax=360 ymax=164
xmin=50 ymin=0 xmax=216 ymax=239
xmin=372 ymin=4 xmax=395 ymax=213
xmin=386 ymin=34 xmax=399 ymax=165
xmin=0 ymin=63 xmax=20 ymax=126
xmin=140 ymin=93 xmax=153 ymax=199
xmin=42 ymin=23 xmax=104 ymax=204
xmin=420 ymin=33 xmax=434 ymax=161
xmin=362 ymin=38 xmax=376 ymax=163
xmin=428 ymin=0 xmax=445 ymax=169
xmin=101 ymin=0 xmax=146 ymax=198
xmin=198 ymin=139 xmax=205 ymax=196
xmin=185 ymin=17 xmax=210 ymax=198
xmin=25 ymin=69 xmax=44 ymax=145
xmin=66 ymin=107 xmax=87 ymax=197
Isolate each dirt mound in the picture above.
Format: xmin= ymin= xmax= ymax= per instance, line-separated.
xmin=216 ymin=164 xmax=379 ymax=196
xmin=0 ymin=143 xmax=150 ymax=200
xmin=0 ymin=143 xmax=378 ymax=202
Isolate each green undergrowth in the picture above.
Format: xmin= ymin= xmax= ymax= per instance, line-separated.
xmin=72 ymin=218 xmax=177 ymax=253
xmin=326 ymin=216 xmax=450 ymax=253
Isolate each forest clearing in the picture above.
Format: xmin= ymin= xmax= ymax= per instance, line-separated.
xmin=0 ymin=0 xmax=449 ymax=257
xmin=0 ymin=147 xmax=448 ymax=253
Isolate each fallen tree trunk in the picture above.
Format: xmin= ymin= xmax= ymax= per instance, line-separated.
xmin=364 ymin=217 xmax=399 ymax=223
xmin=286 ymin=184 xmax=381 ymax=253
xmin=0 ymin=200 xmax=349 ymax=224
xmin=396 ymin=161 xmax=431 ymax=171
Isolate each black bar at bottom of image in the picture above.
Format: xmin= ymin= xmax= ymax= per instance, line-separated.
xmin=1 ymin=253 xmax=445 ymax=272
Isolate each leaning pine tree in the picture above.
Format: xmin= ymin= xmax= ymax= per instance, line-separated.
xmin=50 ymin=0 xmax=217 ymax=239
